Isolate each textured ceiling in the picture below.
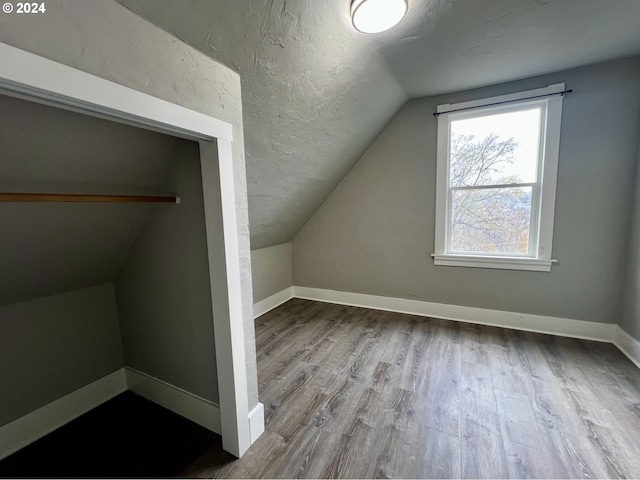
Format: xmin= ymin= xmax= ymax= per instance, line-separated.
xmin=0 ymin=95 xmax=187 ymax=305
xmin=117 ymin=0 xmax=406 ymax=249
xmin=381 ymin=0 xmax=640 ymax=97
xmin=117 ymin=0 xmax=640 ymax=249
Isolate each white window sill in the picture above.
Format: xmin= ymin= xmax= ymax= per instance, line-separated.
xmin=432 ymin=254 xmax=556 ymax=272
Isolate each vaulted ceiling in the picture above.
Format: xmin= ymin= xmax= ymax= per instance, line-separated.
xmin=119 ymin=0 xmax=640 ymax=249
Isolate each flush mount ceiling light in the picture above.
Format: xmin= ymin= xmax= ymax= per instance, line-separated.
xmin=351 ymin=0 xmax=408 ymax=34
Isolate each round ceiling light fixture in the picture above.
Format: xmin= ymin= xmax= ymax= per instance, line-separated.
xmin=351 ymin=0 xmax=408 ymax=34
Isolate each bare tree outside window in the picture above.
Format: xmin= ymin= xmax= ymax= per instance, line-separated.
xmin=449 ymin=130 xmax=533 ymax=254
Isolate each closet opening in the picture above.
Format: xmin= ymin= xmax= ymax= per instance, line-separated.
xmin=0 ymin=42 xmax=256 ymax=463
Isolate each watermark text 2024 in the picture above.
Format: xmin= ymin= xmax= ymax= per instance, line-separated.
xmin=3 ymin=3 xmax=47 ymax=14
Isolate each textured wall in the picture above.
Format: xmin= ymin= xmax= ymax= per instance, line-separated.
xmin=621 ymin=134 xmax=640 ymax=341
xmin=0 ymin=0 xmax=258 ymax=409
xmin=116 ymin=143 xmax=219 ymax=403
xmin=293 ymin=57 xmax=640 ymax=324
xmin=251 ymin=243 xmax=293 ymax=303
xmin=0 ymin=284 xmax=124 ymax=426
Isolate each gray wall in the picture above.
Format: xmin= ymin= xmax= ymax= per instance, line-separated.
xmin=116 ymin=143 xmax=219 ymax=403
xmin=0 ymin=284 xmax=124 ymax=426
xmin=293 ymin=57 xmax=640 ymax=324
xmin=0 ymin=94 xmax=185 ymax=306
xmin=621 ymin=136 xmax=640 ymax=341
xmin=251 ymin=243 xmax=293 ymax=304
xmin=0 ymin=0 xmax=259 ymax=409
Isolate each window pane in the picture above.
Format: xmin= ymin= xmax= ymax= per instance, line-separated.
xmin=450 ymin=186 xmax=532 ymax=254
xmin=450 ymin=108 xmax=541 ymax=187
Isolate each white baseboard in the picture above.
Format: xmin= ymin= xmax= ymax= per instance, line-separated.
xmin=0 ymin=369 xmax=127 ymax=461
xmin=253 ymin=286 xmax=294 ymax=318
xmin=248 ymin=402 xmax=265 ymax=443
xmin=293 ymin=286 xmax=616 ymax=343
xmin=124 ymin=367 xmax=221 ymax=434
xmin=614 ymin=327 xmax=640 ymax=369
xmin=0 ymin=366 xmax=264 ymax=461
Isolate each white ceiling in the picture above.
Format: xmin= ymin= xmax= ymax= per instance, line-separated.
xmin=0 ymin=95 xmax=188 ymax=305
xmin=116 ymin=1 xmax=640 ymax=248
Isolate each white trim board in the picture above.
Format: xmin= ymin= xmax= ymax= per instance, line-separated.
xmin=0 ymin=369 xmax=127 ymax=461
xmin=614 ymin=327 xmax=640 ymax=369
xmin=124 ymin=367 xmax=221 ymax=434
xmin=253 ymin=287 xmax=295 ymax=318
xmin=199 ymin=140 xmax=252 ymax=457
xmin=0 ymin=43 xmax=232 ymax=142
xmin=248 ymin=403 xmax=265 ymax=444
xmin=293 ymin=286 xmax=616 ymax=343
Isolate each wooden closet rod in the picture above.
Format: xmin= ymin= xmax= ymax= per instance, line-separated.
xmin=0 ymin=193 xmax=180 ymax=204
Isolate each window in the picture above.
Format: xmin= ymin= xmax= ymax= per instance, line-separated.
xmin=433 ymin=84 xmax=565 ymax=272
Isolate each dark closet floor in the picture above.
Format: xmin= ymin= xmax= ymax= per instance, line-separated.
xmin=2 ymin=298 xmax=640 ymax=478
xmin=0 ymin=391 xmax=234 ymax=478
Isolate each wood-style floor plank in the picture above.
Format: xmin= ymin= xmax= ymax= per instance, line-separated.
xmin=2 ymin=298 xmax=639 ymax=478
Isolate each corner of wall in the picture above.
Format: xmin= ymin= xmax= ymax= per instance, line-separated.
xmin=250 ymin=243 xmax=294 ymax=304
xmin=618 ymin=118 xmax=640 ymax=343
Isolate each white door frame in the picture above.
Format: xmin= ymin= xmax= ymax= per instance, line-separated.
xmin=0 ymin=42 xmax=254 ymax=457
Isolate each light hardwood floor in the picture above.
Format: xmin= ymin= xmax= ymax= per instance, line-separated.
xmin=184 ymin=298 xmax=640 ymax=478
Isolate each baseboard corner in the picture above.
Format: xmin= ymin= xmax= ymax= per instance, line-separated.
xmin=253 ymin=286 xmax=294 ymax=319
xmin=614 ymin=326 xmax=640 ymax=369
xmin=124 ymin=367 xmax=221 ymax=435
xmin=0 ymin=368 xmax=127 ymax=461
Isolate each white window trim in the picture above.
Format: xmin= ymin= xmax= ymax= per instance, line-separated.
xmin=433 ymin=83 xmax=565 ymax=272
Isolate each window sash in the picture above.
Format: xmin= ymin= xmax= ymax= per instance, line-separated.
xmin=446 ymin=184 xmax=536 ymax=257
xmin=449 ymin=182 xmax=536 ymax=191
xmin=445 ymin=104 xmax=546 ymax=258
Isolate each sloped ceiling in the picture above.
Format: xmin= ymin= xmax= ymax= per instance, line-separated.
xmin=0 ymin=95 xmax=188 ymax=305
xmin=119 ymin=0 xmax=640 ymax=249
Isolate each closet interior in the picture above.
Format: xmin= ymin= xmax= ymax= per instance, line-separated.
xmin=0 ymin=93 xmax=220 ymax=443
